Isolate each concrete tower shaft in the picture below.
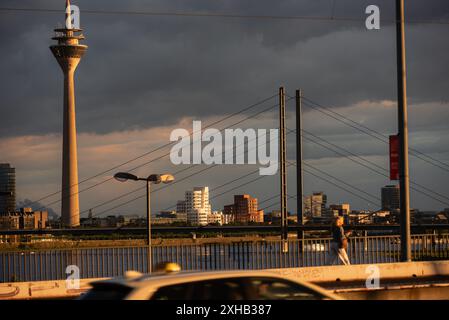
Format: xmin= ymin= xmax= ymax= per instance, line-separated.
xmin=50 ymin=1 xmax=87 ymax=227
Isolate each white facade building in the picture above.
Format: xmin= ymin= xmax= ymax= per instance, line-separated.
xmin=222 ymin=213 xmax=235 ymax=225
xmin=207 ymin=211 xmax=223 ymax=225
xmin=178 ymin=187 xmax=212 ymax=226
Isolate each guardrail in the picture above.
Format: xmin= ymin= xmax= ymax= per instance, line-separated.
xmin=1 ymin=224 xmax=449 ymax=236
xmin=1 ymin=233 xmax=449 ymax=282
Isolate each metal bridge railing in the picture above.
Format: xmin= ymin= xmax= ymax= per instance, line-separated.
xmin=1 ymin=233 xmax=449 ymax=282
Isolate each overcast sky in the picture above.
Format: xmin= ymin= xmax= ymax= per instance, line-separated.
xmin=1 ymin=0 xmax=449 ymax=218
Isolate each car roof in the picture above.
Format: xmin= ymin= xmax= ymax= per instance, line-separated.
xmin=90 ymin=270 xmax=342 ymax=299
xmin=93 ymin=270 xmax=297 ymax=286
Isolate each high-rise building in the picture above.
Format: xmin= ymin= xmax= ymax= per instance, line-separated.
xmin=223 ymin=195 xmax=263 ymax=223
xmin=304 ymin=192 xmax=327 ymax=217
xmin=177 ymin=187 xmax=211 ymax=226
xmin=50 ymin=0 xmax=87 ymax=227
xmin=176 ymin=200 xmax=186 ymax=214
xmin=0 ymin=164 xmax=16 ymax=214
xmin=381 ymin=185 xmax=400 ymax=211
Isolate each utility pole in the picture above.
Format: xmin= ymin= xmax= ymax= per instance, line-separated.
xmin=279 ymin=87 xmax=288 ymax=249
xmin=296 ymin=89 xmax=304 ymax=240
xmin=396 ymin=0 xmax=411 ymax=261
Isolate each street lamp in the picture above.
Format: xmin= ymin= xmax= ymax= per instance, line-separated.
xmin=114 ymin=172 xmax=175 ymax=274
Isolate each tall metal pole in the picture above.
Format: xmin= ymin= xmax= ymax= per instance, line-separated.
xmin=296 ymin=89 xmax=304 ymax=240
xmin=279 ymin=87 xmax=288 ymax=245
xmin=146 ymin=180 xmax=152 ymax=273
xmin=396 ymin=0 xmax=411 ymax=262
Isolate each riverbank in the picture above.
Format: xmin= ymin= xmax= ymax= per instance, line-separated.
xmin=0 ymin=235 xmax=286 ymax=252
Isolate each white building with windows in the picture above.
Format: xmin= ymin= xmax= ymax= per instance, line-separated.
xmin=222 ymin=213 xmax=234 ymax=225
xmin=304 ymin=192 xmax=327 ymax=217
xmin=207 ymin=211 xmax=224 ymax=225
xmin=177 ymin=187 xmax=211 ymax=226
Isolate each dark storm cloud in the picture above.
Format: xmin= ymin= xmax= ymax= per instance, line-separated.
xmin=1 ymin=0 xmax=449 ymax=213
xmin=0 ymin=0 xmax=448 ymax=137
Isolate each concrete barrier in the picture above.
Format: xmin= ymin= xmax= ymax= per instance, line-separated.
xmin=266 ymin=260 xmax=449 ymax=283
xmin=0 ymin=278 xmax=104 ymax=300
xmin=267 ymin=261 xmax=449 ymax=300
xmin=338 ymin=285 xmax=449 ymax=300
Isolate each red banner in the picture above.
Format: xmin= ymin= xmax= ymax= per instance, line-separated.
xmin=389 ymin=135 xmax=399 ymax=180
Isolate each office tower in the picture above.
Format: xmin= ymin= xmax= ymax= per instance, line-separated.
xmin=223 ymin=194 xmax=263 ymax=223
xmin=0 ymin=164 xmax=16 ymax=214
xmin=381 ymin=185 xmax=400 ymax=211
xmin=304 ymin=192 xmax=327 ymax=217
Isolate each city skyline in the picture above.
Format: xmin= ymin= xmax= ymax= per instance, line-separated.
xmin=1 ymin=0 xmax=448 ymax=218
xmin=5 ymin=146 xmax=448 ymax=219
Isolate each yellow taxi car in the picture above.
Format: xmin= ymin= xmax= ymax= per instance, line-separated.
xmin=79 ymin=264 xmax=342 ymax=300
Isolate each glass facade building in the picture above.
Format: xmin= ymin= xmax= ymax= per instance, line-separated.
xmin=0 ymin=163 xmax=16 ymax=214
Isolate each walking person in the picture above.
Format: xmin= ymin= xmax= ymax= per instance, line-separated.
xmin=327 ymin=216 xmax=351 ymax=265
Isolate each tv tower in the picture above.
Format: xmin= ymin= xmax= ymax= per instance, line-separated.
xmin=50 ymin=0 xmax=87 ymax=227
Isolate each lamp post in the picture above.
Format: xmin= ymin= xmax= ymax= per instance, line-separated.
xmin=114 ymin=172 xmax=174 ymax=274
